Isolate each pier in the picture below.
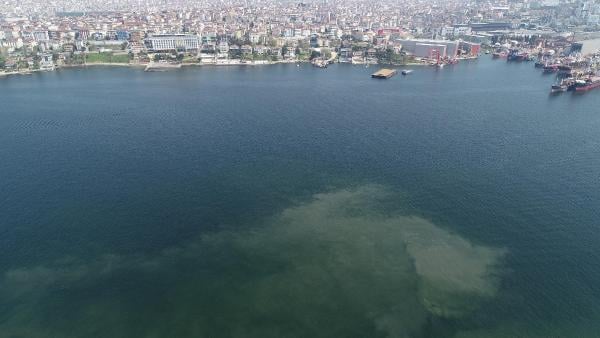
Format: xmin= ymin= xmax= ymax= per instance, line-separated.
xmin=144 ymin=61 xmax=182 ymax=72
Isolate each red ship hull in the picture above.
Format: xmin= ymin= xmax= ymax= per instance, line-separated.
xmin=575 ymin=81 xmax=600 ymax=92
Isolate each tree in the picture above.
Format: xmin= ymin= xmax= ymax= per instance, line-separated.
xmin=376 ymin=48 xmax=394 ymax=64
xmin=0 ymin=54 xmax=5 ymax=69
xmin=267 ymin=38 xmax=278 ymax=47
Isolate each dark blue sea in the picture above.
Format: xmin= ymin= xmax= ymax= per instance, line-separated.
xmin=1 ymin=58 xmax=600 ymax=337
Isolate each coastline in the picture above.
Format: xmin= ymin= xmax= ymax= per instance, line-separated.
xmin=61 ymin=63 xmax=146 ymax=68
xmin=0 ymin=68 xmax=49 ymax=77
xmin=0 ymin=63 xmax=142 ymax=77
xmin=1 ymin=57 xmax=478 ymax=78
xmin=0 ymin=60 xmax=307 ymax=77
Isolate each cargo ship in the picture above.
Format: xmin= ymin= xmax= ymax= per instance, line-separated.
xmin=572 ymin=76 xmax=600 ymax=92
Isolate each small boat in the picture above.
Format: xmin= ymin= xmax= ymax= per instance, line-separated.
xmin=492 ymin=51 xmax=507 ymax=59
xmin=311 ymin=59 xmax=328 ymax=68
xmin=485 ymin=50 xmax=490 ymax=54
xmin=550 ymin=83 xmax=568 ymax=93
xmin=507 ymin=49 xmax=529 ymax=62
xmin=401 ymin=69 xmax=413 ymax=75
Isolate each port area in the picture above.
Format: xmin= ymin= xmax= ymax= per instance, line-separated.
xmin=371 ymin=68 xmax=397 ymax=79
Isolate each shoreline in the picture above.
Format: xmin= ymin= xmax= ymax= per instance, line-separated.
xmin=1 ymin=58 xmax=479 ymax=78
xmin=61 ymin=63 xmax=146 ymax=68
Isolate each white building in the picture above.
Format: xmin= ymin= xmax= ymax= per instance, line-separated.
xmin=218 ymin=41 xmax=229 ymax=53
xmin=33 ymin=30 xmax=49 ymax=42
xmin=249 ymin=33 xmax=262 ymax=44
xmin=145 ymin=34 xmax=200 ymax=52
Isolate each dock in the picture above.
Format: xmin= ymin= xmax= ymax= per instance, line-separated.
xmin=144 ymin=62 xmax=182 ymax=72
xmin=371 ymin=68 xmax=397 ymax=79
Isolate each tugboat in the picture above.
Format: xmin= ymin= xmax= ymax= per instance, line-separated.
xmin=551 ymin=82 xmax=568 ymax=93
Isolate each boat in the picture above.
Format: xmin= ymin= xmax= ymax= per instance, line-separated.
xmin=492 ymin=51 xmax=507 ymax=59
xmin=573 ymin=76 xmax=600 ymax=92
xmin=507 ymin=49 xmax=528 ymax=61
xmin=551 ymin=82 xmax=568 ymax=93
xmin=543 ymin=64 xmax=560 ymax=73
xmin=311 ymin=59 xmax=328 ymax=68
xmin=401 ymin=69 xmax=413 ymax=75
xmin=485 ymin=50 xmax=490 ymax=54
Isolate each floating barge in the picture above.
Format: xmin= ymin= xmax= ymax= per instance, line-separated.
xmin=371 ymin=68 xmax=397 ymax=79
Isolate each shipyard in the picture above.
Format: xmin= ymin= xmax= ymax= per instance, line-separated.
xmin=487 ymin=33 xmax=600 ymax=93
